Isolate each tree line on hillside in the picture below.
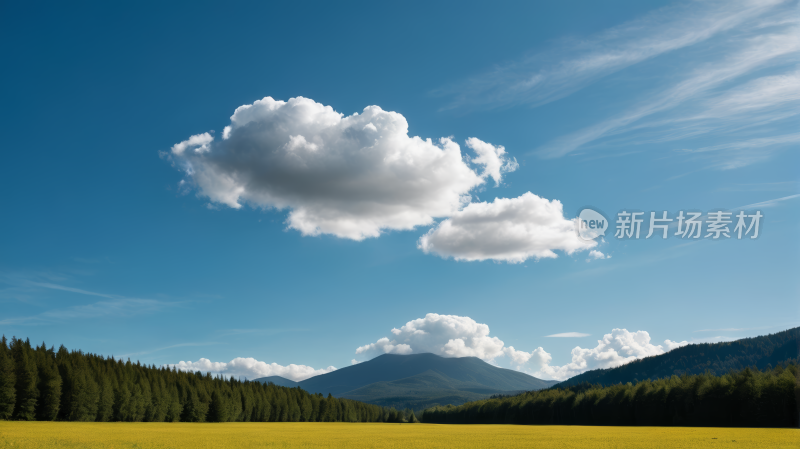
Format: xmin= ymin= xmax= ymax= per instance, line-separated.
xmin=559 ymin=327 xmax=799 ymax=387
xmin=423 ymin=364 xmax=799 ymax=427
xmin=0 ymin=336 xmax=418 ymax=423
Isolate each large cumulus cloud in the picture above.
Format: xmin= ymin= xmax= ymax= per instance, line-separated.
xmin=355 ymin=314 xmax=689 ymax=381
xmin=166 ymin=357 xmax=335 ymax=382
xmin=418 ymin=192 xmax=596 ymax=263
xmin=166 ymin=96 xmax=516 ymax=240
xmin=355 ymin=313 xmax=506 ymax=360
xmin=533 ymin=329 xmax=688 ymax=380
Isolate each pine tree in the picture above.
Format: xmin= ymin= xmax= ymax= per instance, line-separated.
xmin=35 ymin=345 xmax=61 ymax=421
xmin=11 ymin=338 xmax=38 ymax=420
xmin=96 ymin=377 xmax=114 ymax=422
xmin=114 ymin=383 xmax=132 ymax=421
xmin=165 ymin=386 xmax=182 ymax=422
xmin=0 ymin=337 xmax=16 ymax=419
xmin=208 ymin=390 xmax=229 ymax=422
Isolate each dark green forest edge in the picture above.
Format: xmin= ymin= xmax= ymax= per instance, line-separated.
xmin=0 ymin=337 xmax=417 ymax=423
xmin=423 ymin=327 xmax=800 ymax=427
xmin=422 ymin=364 xmax=799 ymax=427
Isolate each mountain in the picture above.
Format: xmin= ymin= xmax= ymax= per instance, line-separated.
xmin=256 ymin=376 xmax=299 ymax=388
xmin=255 ymin=353 xmax=557 ymax=410
xmin=338 ymin=369 xmax=530 ymax=411
xmin=557 ymin=326 xmax=800 ymax=387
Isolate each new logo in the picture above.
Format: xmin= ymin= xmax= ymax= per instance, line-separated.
xmin=576 ymin=208 xmax=608 ymax=241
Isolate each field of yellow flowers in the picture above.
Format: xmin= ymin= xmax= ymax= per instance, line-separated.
xmin=1 ymin=422 xmax=797 ymax=448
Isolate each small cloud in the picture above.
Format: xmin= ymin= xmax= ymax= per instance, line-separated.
xmin=545 ymin=332 xmax=591 ymax=338
xmin=166 ymin=357 xmax=335 ymax=382
xmin=691 ymin=336 xmax=736 ymax=344
xmin=586 ymin=250 xmax=609 ymax=262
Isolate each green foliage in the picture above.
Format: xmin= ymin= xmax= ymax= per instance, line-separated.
xmin=207 ymin=390 xmax=229 ymax=422
xmin=34 ymin=344 xmax=61 ymax=420
xmin=11 ymin=338 xmax=38 ymax=420
xmin=96 ymin=378 xmax=114 ymax=422
xmin=423 ymin=364 xmax=799 ymax=428
xmin=0 ymin=336 xmax=16 ymax=419
xmin=0 ymin=336 xmax=397 ymax=423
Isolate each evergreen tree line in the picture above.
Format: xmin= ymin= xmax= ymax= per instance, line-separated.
xmin=0 ymin=336 xmax=415 ymax=423
xmin=423 ymin=364 xmax=799 ymax=427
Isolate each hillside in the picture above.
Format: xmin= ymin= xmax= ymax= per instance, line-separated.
xmin=557 ymin=326 xmax=800 ymax=387
xmin=255 ymin=353 xmax=557 ymax=410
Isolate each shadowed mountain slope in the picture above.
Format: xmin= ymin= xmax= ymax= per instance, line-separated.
xmin=296 ymin=353 xmax=555 ymax=396
xmin=255 ymin=376 xmax=299 ymax=388
xmin=254 ymin=353 xmax=557 ymax=410
xmin=338 ymin=369 xmax=530 ymax=411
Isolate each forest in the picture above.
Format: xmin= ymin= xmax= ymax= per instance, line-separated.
xmin=0 ymin=336 xmax=417 ymax=423
xmin=423 ymin=364 xmax=799 ymax=427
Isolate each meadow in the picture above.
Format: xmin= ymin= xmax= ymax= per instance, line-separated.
xmin=0 ymin=422 xmax=797 ymax=449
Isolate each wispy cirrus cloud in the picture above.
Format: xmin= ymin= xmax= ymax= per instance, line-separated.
xmin=118 ymin=342 xmax=220 ymax=359
xmin=678 ymin=133 xmax=800 ymax=170
xmin=436 ymin=0 xmax=785 ymax=111
xmin=0 ymin=297 xmax=179 ymax=326
xmin=0 ymin=275 xmax=181 ymax=325
xmin=718 ymin=181 xmax=798 ymax=192
xmin=536 ymin=27 xmax=800 ymax=159
xmin=735 ymin=193 xmax=800 ymax=209
xmin=215 ymin=328 xmax=310 ymax=338
xmin=440 ymin=0 xmax=799 ymax=171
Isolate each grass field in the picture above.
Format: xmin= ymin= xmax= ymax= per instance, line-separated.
xmin=0 ymin=422 xmax=797 ymax=448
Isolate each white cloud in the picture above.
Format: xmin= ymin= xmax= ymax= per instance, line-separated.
xmin=504 ymin=346 xmax=552 ymax=370
xmin=664 ymin=339 xmax=689 ymax=351
xmin=355 ymin=315 xmax=690 ymax=381
xmin=418 ymin=192 xmax=596 ymax=263
xmin=545 ymin=332 xmax=591 ymax=338
xmin=355 ymin=337 xmax=413 ymax=356
xmin=534 ymin=329 xmax=689 ymax=381
xmin=166 ymin=96 xmax=516 ymax=241
xmin=465 ymin=137 xmax=518 ymax=186
xmin=586 ymin=250 xmax=608 ymax=262
xmin=355 ymin=313 xmax=505 ymax=361
xmin=171 ymin=132 xmax=213 ymax=155
xmin=166 ymin=357 xmax=335 ymax=382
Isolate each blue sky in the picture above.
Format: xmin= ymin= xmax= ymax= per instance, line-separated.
xmin=1 ymin=0 xmax=798 ymax=381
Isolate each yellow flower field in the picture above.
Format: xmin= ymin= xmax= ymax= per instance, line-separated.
xmin=0 ymin=422 xmax=797 ymax=449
